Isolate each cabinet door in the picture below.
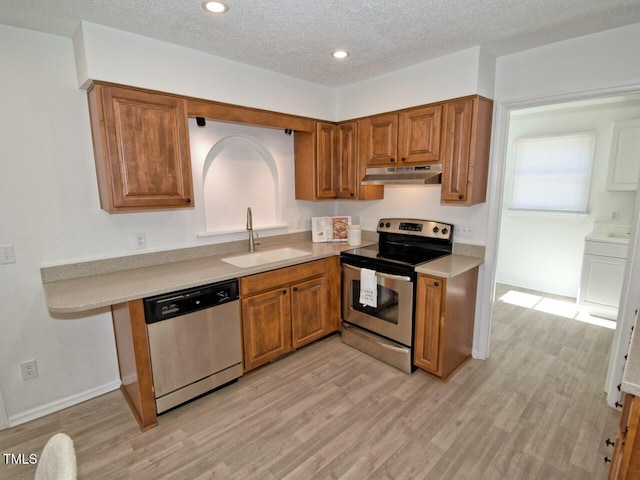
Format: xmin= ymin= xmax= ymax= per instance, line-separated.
xmin=613 ymin=394 xmax=640 ymax=479
xmin=365 ymin=114 xmax=398 ymax=166
xmin=291 ymin=277 xmax=328 ymax=349
xmin=607 ymin=119 xmax=640 ymax=191
xmin=440 ymin=97 xmax=473 ymax=203
xmin=398 ymin=105 xmax=442 ymax=164
xmin=89 ymin=83 xmax=194 ymax=212
xmin=413 ymin=275 xmax=444 ymax=374
xmin=336 ymin=121 xmax=358 ymax=199
xmin=241 ymin=288 xmax=292 ymax=371
xmin=315 ymin=122 xmax=338 ymax=198
xmin=580 ymin=253 xmax=626 ymax=312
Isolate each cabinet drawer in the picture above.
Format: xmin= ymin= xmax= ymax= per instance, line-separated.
xmin=240 ymin=259 xmax=326 ymax=296
xmin=584 ymin=240 xmax=629 ymax=258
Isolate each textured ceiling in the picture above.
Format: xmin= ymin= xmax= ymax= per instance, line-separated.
xmin=1 ymin=0 xmax=639 ymax=87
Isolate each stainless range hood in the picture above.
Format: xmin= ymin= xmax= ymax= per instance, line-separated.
xmin=361 ymin=164 xmax=442 ymax=185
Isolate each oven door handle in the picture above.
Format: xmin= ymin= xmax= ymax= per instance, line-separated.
xmin=343 ymin=323 xmax=409 ymax=353
xmin=343 ymin=263 xmax=412 ymax=283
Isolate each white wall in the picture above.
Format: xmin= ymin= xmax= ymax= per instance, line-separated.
xmin=336 ymin=46 xmax=495 ymax=120
xmin=74 ymin=22 xmax=336 ymax=121
xmin=496 ymin=99 xmax=640 ymax=297
xmin=189 ymin=119 xmax=331 ymax=235
xmin=0 ymin=26 xmax=122 ymax=424
xmin=0 ymin=24 xmax=334 ymax=426
xmin=494 ymin=23 xmax=640 ymax=103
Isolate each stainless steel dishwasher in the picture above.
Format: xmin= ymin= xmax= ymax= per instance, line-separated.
xmin=143 ymin=278 xmax=242 ymax=414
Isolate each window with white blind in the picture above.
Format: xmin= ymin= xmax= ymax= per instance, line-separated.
xmin=509 ymin=132 xmax=595 ymax=213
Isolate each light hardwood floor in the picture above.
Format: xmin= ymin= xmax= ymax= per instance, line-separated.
xmin=1 ymin=284 xmax=620 ymax=479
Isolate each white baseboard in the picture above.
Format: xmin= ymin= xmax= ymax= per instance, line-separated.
xmin=495 ymin=277 xmax=578 ymax=299
xmin=8 ymin=380 xmax=121 ymax=428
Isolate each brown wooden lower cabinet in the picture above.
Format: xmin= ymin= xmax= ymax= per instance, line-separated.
xmin=413 ymin=267 xmax=478 ymax=380
xmin=241 ymin=288 xmax=293 ymax=371
xmin=111 ymin=300 xmax=158 ymax=431
xmin=240 ymin=257 xmax=340 ymax=372
xmin=291 ymin=277 xmax=328 ymax=348
xmin=109 ymin=256 xmax=341 ymax=430
xmin=609 ymin=393 xmax=640 ymax=479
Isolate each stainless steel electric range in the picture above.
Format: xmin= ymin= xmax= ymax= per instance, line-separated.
xmin=340 ymin=218 xmax=454 ymax=372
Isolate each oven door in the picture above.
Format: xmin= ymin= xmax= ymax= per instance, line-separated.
xmin=341 ymin=262 xmax=414 ymax=347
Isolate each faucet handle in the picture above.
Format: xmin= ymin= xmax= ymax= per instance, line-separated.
xmin=253 ymin=231 xmax=261 ymax=245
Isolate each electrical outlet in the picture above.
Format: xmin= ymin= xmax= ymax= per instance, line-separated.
xmin=458 ymin=225 xmax=474 ymax=238
xmin=20 ymin=360 xmax=38 ymax=381
xmin=135 ymin=233 xmax=146 ymax=249
xmin=611 ymin=210 xmax=620 ymax=221
xmin=0 ymin=244 xmax=16 ymax=264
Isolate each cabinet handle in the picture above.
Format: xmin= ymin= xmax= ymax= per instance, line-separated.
xmin=401 ymin=157 xmax=406 ymax=162
xmin=282 ymin=289 xmax=287 ymax=294
xmin=390 ymin=157 xmax=396 ymax=163
xmin=604 ymin=457 xmax=611 ymax=464
xmin=616 ymin=401 xmax=623 ymax=408
xmin=293 ymin=287 xmax=298 ymax=292
xmin=186 ymin=198 xmax=191 ymax=204
xmin=606 ymin=438 xmax=615 ymax=447
xmin=458 ymin=194 xmax=464 ymax=200
xmin=350 ymin=193 xmax=355 ymax=197
xmin=434 ymin=282 xmax=440 ymax=287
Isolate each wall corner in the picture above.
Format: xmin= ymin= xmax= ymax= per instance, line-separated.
xmin=72 ymin=21 xmax=91 ymax=90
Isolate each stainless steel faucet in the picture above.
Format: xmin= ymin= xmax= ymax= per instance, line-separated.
xmin=246 ymin=207 xmax=259 ymax=252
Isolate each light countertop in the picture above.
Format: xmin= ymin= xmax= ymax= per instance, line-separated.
xmin=42 ymin=239 xmax=484 ymax=314
xmin=415 ymin=254 xmax=483 ymax=278
xmin=43 ymin=241 xmax=351 ymax=314
xmin=585 ymin=223 xmax=631 ymax=245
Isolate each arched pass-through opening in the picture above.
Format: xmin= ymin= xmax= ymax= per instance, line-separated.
xmin=202 ymin=135 xmax=282 ymax=234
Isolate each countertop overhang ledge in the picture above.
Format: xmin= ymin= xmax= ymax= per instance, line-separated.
xmin=41 ymin=237 xmax=485 ymax=314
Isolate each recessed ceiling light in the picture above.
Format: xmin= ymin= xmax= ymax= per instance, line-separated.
xmin=332 ymin=50 xmax=349 ymax=59
xmin=202 ymin=1 xmax=229 ymax=14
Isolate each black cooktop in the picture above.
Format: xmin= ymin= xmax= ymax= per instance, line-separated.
xmin=340 ymin=218 xmax=454 ymax=271
xmin=341 ymin=243 xmax=449 ymax=268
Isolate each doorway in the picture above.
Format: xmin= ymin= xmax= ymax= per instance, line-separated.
xmin=476 ymin=89 xmax=640 ymax=409
xmin=495 ymin=96 xmax=640 ymax=320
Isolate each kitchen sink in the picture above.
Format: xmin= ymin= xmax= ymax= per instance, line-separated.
xmin=221 ymin=247 xmax=312 ymax=268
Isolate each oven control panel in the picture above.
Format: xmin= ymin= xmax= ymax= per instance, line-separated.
xmin=377 ymin=218 xmax=453 ymax=241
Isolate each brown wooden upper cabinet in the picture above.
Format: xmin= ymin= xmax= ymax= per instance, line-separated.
xmin=361 ymin=113 xmax=398 ymax=166
xmin=88 ymin=82 xmax=194 ymax=213
xmin=336 ymin=121 xmax=358 ymax=199
xmin=440 ymin=96 xmax=493 ymax=205
xmin=295 ymin=121 xmax=383 ymax=201
xmin=315 ymin=122 xmax=338 ymax=199
xmin=362 ymin=105 xmax=442 ymax=166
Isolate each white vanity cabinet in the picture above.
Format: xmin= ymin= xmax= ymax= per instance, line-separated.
xmin=607 ymin=119 xmax=640 ymax=191
xmin=578 ymin=232 xmax=629 ymax=319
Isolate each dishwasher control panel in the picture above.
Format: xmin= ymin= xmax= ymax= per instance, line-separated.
xmin=144 ymin=278 xmax=239 ymax=324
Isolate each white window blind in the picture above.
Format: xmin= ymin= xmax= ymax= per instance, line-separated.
xmin=510 ymin=132 xmax=595 ymax=213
